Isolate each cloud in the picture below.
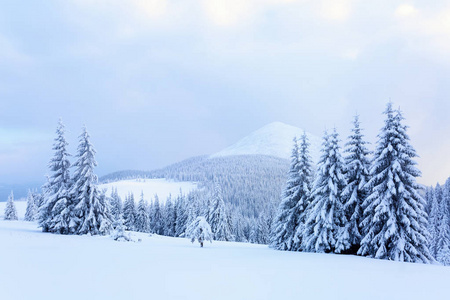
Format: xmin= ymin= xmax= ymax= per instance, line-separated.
xmin=395 ymin=4 xmax=418 ymax=17
xmin=319 ymin=0 xmax=353 ymax=22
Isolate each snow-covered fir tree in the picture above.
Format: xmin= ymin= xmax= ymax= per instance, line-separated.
xmin=435 ymin=178 xmax=450 ymax=265
xmin=428 ymin=184 xmax=442 ymax=258
xmin=24 ymin=190 xmax=38 ymax=221
xmin=164 ymin=196 xmax=176 ymax=237
xmin=150 ymin=195 xmax=164 ymax=235
xmin=186 ymin=216 xmax=213 ymax=247
xmin=38 ymin=120 xmax=73 ymax=233
xmin=71 ymin=126 xmax=112 ymax=235
xmin=291 ymin=133 xmax=313 ymax=251
xmin=123 ymin=193 xmax=137 ymax=231
xmin=4 ymin=191 xmax=18 ymax=221
xmin=175 ymin=194 xmax=188 ymax=237
xmin=209 ymin=183 xmax=233 ymax=241
xmin=110 ymin=188 xmax=122 ymax=223
xmin=340 ymin=115 xmax=371 ymax=253
xmin=358 ymin=103 xmax=432 ymax=263
xmin=303 ymin=129 xmax=347 ymax=253
xmin=271 ymin=137 xmax=303 ymax=250
xmin=135 ymin=192 xmax=149 ymax=233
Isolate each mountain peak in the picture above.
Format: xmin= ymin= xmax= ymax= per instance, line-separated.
xmin=210 ymin=122 xmax=321 ymax=161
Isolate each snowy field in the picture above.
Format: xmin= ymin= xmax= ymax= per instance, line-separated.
xmin=0 ymin=220 xmax=449 ymax=300
xmin=99 ymin=178 xmax=198 ymax=203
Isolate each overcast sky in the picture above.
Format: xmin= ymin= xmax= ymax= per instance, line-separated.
xmin=1 ymin=0 xmax=450 ymax=186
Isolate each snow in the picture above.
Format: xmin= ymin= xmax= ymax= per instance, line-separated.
xmin=99 ymin=178 xmax=198 ymax=203
xmin=0 ymin=220 xmax=449 ymax=300
xmin=211 ymin=122 xmax=322 ymax=162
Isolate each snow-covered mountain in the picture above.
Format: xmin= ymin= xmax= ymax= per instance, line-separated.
xmin=210 ymin=122 xmax=322 ymax=162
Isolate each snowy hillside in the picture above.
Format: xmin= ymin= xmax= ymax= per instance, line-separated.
xmin=1 ymin=220 xmax=449 ymax=300
xmin=99 ymin=178 xmax=198 ymax=203
xmin=211 ymin=122 xmax=322 ymax=162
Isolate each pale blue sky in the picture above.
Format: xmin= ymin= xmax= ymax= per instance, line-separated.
xmin=1 ymin=0 xmax=450 ymax=186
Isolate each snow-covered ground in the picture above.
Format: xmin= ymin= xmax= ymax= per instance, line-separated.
xmin=211 ymin=122 xmax=322 ymax=162
xmin=99 ymin=178 xmax=198 ymax=203
xmin=0 ymin=220 xmax=449 ymax=300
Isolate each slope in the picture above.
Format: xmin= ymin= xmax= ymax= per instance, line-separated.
xmin=0 ymin=220 xmax=449 ymax=300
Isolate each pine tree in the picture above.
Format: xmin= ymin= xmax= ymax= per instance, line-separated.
xmin=150 ymin=195 xmax=163 ymax=235
xmin=339 ymin=115 xmax=371 ymax=253
xmin=358 ymin=103 xmax=432 ymax=263
xmin=24 ymin=190 xmax=38 ymax=221
xmin=291 ymin=133 xmax=313 ymax=251
xmin=303 ymin=129 xmax=347 ymax=253
xmin=428 ymin=184 xmax=441 ymax=258
xmin=135 ymin=192 xmax=149 ymax=233
xmin=175 ymin=194 xmax=188 ymax=237
xmin=209 ymin=183 xmax=233 ymax=241
xmin=110 ymin=188 xmax=122 ymax=223
xmin=71 ymin=126 xmax=112 ymax=235
xmin=123 ymin=193 xmax=137 ymax=231
xmin=164 ymin=196 xmax=176 ymax=237
xmin=271 ymin=137 xmax=303 ymax=251
xmin=38 ymin=119 xmax=73 ymax=233
xmin=4 ymin=191 xmax=18 ymax=220
xmin=435 ymin=178 xmax=450 ymax=265
xmin=186 ymin=216 xmax=213 ymax=247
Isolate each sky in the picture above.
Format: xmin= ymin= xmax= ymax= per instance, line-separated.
xmin=1 ymin=0 xmax=450 ymax=187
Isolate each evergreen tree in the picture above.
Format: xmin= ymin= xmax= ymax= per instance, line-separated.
xmin=164 ymin=196 xmax=176 ymax=237
xmin=291 ymin=133 xmax=313 ymax=251
xmin=339 ymin=115 xmax=371 ymax=253
xmin=428 ymin=184 xmax=441 ymax=258
xmin=303 ymin=129 xmax=347 ymax=253
xmin=4 ymin=191 xmax=18 ymax=220
xmin=175 ymin=194 xmax=188 ymax=237
xmin=110 ymin=188 xmax=122 ymax=223
xmin=150 ymin=195 xmax=164 ymax=235
xmin=209 ymin=183 xmax=233 ymax=241
xmin=186 ymin=216 xmax=213 ymax=247
xmin=271 ymin=138 xmax=303 ymax=250
xmin=435 ymin=179 xmax=450 ymax=265
xmin=123 ymin=193 xmax=137 ymax=231
xmin=358 ymin=103 xmax=432 ymax=263
xmin=71 ymin=126 xmax=112 ymax=235
xmin=24 ymin=190 xmax=38 ymax=221
xmin=135 ymin=192 xmax=149 ymax=233
xmin=38 ymin=120 xmax=73 ymax=233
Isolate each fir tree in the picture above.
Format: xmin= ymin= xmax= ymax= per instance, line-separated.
xmin=271 ymin=137 xmax=303 ymax=251
xmin=428 ymin=184 xmax=441 ymax=258
xmin=340 ymin=115 xmax=371 ymax=253
xmin=24 ymin=190 xmax=38 ymax=221
xmin=186 ymin=216 xmax=213 ymax=247
xmin=291 ymin=133 xmax=313 ymax=251
xmin=38 ymin=119 xmax=73 ymax=233
xmin=4 ymin=191 xmax=18 ymax=220
xmin=71 ymin=126 xmax=112 ymax=235
xmin=435 ymin=179 xmax=450 ymax=265
xmin=303 ymin=129 xmax=347 ymax=253
xmin=358 ymin=103 xmax=432 ymax=263
xmin=164 ymin=196 xmax=176 ymax=237
xmin=135 ymin=192 xmax=149 ymax=233
xmin=175 ymin=194 xmax=188 ymax=237
xmin=123 ymin=193 xmax=137 ymax=231
xmin=110 ymin=188 xmax=122 ymax=223
xmin=209 ymin=183 xmax=233 ymax=241
xmin=150 ymin=195 xmax=164 ymax=235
